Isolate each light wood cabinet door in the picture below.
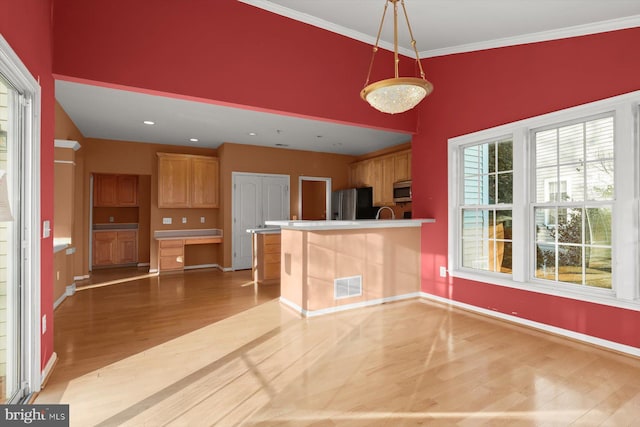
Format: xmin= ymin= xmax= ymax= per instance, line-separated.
xmin=158 ymin=154 xmax=191 ymax=208
xmin=94 ymin=174 xmax=138 ymax=207
xmin=93 ymin=230 xmax=138 ymax=266
xmin=371 ymin=156 xmax=395 ymax=206
xmin=190 ymin=156 xmax=219 ymax=208
xmin=159 ymin=239 xmax=185 ymax=271
xmin=94 ymin=174 xmax=118 ymax=207
xmin=393 ymin=150 xmax=411 ymax=182
xmin=116 ymin=175 xmax=138 ymax=206
xmin=116 ymin=230 xmax=138 ymax=264
xmin=93 ymin=231 xmax=117 ymax=266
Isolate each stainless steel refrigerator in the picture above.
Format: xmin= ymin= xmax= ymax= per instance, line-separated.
xmin=331 ymin=187 xmax=376 ymax=220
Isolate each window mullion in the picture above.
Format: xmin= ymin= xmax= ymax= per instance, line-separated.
xmin=512 ymin=128 xmax=527 ymax=282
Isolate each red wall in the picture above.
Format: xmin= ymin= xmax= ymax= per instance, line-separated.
xmin=51 ymin=0 xmax=418 ymax=135
xmin=0 ymin=0 xmax=56 ymax=368
xmin=414 ymin=28 xmax=640 ymax=348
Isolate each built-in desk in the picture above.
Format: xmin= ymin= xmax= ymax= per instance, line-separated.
xmin=154 ymin=229 xmax=223 ymax=272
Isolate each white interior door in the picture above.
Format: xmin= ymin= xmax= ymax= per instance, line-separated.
xmin=232 ymin=173 xmax=289 ymax=270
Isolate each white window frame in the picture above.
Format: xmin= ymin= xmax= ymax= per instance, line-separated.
xmin=448 ymin=90 xmax=640 ymax=310
xmin=0 ymin=35 xmax=42 ymax=399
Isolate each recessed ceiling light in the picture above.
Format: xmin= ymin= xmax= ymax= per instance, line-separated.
xmin=248 ymin=132 xmax=257 ymax=136
xmin=275 ymin=143 xmax=289 ymax=147
xmin=190 ymin=138 xmax=199 ymax=142
xmin=143 ymin=120 xmax=155 ymax=125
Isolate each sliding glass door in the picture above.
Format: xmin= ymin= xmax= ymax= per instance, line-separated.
xmin=0 ymin=35 xmax=41 ymax=404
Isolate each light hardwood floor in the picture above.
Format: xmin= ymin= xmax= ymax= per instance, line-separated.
xmin=37 ymin=268 xmax=640 ymax=426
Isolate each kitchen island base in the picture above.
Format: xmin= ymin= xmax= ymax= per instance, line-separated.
xmin=276 ymin=221 xmax=429 ymax=317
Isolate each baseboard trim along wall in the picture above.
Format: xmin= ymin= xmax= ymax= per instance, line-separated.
xmin=40 ymin=352 xmax=58 ymax=389
xmin=73 ymin=274 xmax=90 ymax=281
xmin=184 ymin=263 xmax=219 ymax=271
xmin=54 ymin=283 xmax=76 ymax=310
xmin=280 ymin=292 xmax=420 ymax=318
xmin=419 ymin=292 xmax=640 ymax=358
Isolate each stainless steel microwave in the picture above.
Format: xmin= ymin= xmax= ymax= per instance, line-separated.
xmin=393 ymin=180 xmax=412 ymax=203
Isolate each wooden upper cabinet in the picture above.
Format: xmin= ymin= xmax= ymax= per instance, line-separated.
xmin=157 ymin=153 xmax=219 ymax=208
xmin=190 ymin=156 xmax=219 ymax=208
xmin=348 ymin=147 xmax=411 ymax=206
xmin=94 ymin=174 xmax=138 ymax=207
xmin=158 ymin=154 xmax=191 ymax=208
xmin=393 ymin=150 xmax=411 ymax=182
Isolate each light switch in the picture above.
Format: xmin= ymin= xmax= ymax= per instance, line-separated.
xmin=200 ymin=216 xmax=205 ymax=224
xmin=182 ymin=217 xmax=187 ymax=224
xmin=163 ymin=217 xmax=172 ymax=225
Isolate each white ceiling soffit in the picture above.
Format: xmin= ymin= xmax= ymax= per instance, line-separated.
xmin=239 ymin=0 xmax=640 ymax=58
xmin=54 ymin=80 xmax=410 ymax=156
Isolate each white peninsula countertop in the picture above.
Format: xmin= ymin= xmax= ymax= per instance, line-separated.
xmin=265 ymin=218 xmax=434 ymax=231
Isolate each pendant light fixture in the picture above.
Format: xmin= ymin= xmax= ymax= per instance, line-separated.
xmin=361 ymin=0 xmax=433 ymax=114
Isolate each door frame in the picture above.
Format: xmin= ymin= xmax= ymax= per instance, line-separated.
xmin=0 ymin=35 xmax=42 ymax=401
xmin=298 ymin=176 xmax=332 ymax=221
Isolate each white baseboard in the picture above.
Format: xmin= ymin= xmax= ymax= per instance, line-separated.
xmin=149 ymin=268 xmax=159 ymax=274
xmin=137 ymin=262 xmax=150 ymax=267
xmin=40 ymin=352 xmax=58 ymax=389
xmin=73 ymin=274 xmax=90 ymax=281
xmin=280 ymin=292 xmax=420 ymax=318
xmin=419 ymin=292 xmax=640 ymax=358
xmin=54 ymin=283 xmax=76 ymax=309
xmin=219 ymin=266 xmax=234 ymax=272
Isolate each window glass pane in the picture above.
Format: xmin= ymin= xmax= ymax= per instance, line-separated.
xmin=557 ymin=245 xmax=583 ymax=285
xmin=535 ymin=129 xmax=557 ymax=167
xmin=536 ymin=167 xmax=556 ymax=202
xmin=586 ymin=160 xmax=614 ymax=200
xmin=463 ymin=174 xmax=488 ymax=205
xmin=586 ymin=207 xmax=612 ymax=245
xmin=497 ymin=140 xmax=513 ymax=171
xmin=585 ymin=117 xmax=614 ymax=161
xmin=488 ymin=143 xmax=496 ymax=174
xmin=557 ymin=208 xmax=583 ymax=244
xmin=536 ymin=241 xmax=556 ymax=280
xmin=558 ymin=165 xmax=582 ymax=202
xmin=585 ymin=246 xmax=612 ymax=289
xmin=558 ymin=123 xmax=584 ymax=164
xmin=497 ymin=172 xmax=513 ymax=204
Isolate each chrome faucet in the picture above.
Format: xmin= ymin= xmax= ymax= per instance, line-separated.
xmin=375 ymin=206 xmax=396 ymax=220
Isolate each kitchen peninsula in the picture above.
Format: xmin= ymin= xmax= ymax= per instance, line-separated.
xmin=265 ymin=219 xmax=434 ymax=316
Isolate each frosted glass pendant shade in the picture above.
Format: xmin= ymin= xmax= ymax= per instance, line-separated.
xmin=361 ymin=77 xmax=433 ymax=114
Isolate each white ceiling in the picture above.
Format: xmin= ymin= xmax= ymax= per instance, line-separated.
xmin=55 ymin=1 xmax=640 ymax=156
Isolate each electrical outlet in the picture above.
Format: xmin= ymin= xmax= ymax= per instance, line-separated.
xmin=42 ymin=315 xmax=47 ymax=334
xmin=200 ymin=216 xmax=205 ymax=224
xmin=109 ymin=216 xmax=114 ymax=222
xmin=182 ymin=217 xmax=187 ymax=224
xmin=439 ymin=266 xmax=447 ymax=277
xmin=163 ymin=217 xmax=172 ymax=225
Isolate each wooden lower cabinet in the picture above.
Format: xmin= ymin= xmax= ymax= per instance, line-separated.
xmin=93 ymin=230 xmax=138 ymax=267
xmin=253 ymin=232 xmax=281 ymax=284
xmin=159 ymin=239 xmax=185 ymax=271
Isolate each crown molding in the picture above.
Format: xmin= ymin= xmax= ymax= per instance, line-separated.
xmin=421 ymin=14 xmax=640 ymax=58
xmin=239 ymin=1 xmax=640 ymax=59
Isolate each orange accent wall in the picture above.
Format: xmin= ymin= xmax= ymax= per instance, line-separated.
xmin=217 ymin=143 xmax=356 ymax=268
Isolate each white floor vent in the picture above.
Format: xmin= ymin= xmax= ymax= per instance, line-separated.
xmin=334 ymin=275 xmax=362 ymax=300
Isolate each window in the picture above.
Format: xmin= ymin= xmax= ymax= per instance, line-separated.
xmin=460 ymin=139 xmax=513 ymax=273
xmin=448 ymin=91 xmax=639 ymax=306
xmin=533 ymin=115 xmax=614 ymax=289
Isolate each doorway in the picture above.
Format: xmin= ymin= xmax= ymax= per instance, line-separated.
xmin=232 ymin=172 xmax=289 ymax=270
xmin=298 ymin=176 xmax=332 ymax=220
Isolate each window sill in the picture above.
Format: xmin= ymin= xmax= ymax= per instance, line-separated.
xmin=450 ymin=269 xmax=640 ymax=312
